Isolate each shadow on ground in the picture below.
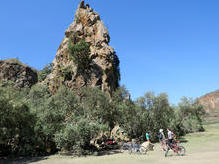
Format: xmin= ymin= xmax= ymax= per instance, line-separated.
xmin=0 ymin=156 xmax=48 ymax=164
xmin=98 ymin=149 xmax=121 ymax=156
xmin=179 ymin=138 xmax=188 ymax=143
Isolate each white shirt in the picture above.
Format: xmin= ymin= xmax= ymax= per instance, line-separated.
xmin=168 ymin=131 xmax=173 ymax=139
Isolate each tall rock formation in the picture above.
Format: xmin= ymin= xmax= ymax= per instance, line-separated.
xmin=45 ymin=1 xmax=120 ymax=95
xmin=199 ymin=90 xmax=219 ymax=113
xmin=0 ymin=59 xmax=38 ymax=87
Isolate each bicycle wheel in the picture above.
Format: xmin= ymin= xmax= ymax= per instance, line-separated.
xmin=120 ymin=143 xmax=130 ymax=153
xmin=177 ymin=146 xmax=186 ymax=156
xmin=139 ymin=146 xmax=147 ymax=155
xmin=128 ymin=145 xmax=133 ymax=154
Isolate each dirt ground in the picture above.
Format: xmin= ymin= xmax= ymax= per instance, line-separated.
xmin=2 ymin=120 xmax=219 ymax=164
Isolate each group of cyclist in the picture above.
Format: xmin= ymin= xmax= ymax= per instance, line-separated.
xmin=145 ymin=128 xmax=175 ymax=151
xmin=122 ymin=128 xmax=185 ymax=156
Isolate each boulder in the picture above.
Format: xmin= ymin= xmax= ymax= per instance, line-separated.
xmin=0 ymin=59 xmax=38 ymax=87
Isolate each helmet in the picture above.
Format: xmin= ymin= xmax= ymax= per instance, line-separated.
xmin=159 ymin=129 xmax=163 ymax=133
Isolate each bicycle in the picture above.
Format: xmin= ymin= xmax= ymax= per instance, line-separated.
xmin=120 ymin=141 xmax=147 ymax=155
xmin=165 ymin=139 xmax=186 ymax=157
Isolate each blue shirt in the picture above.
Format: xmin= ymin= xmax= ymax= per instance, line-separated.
xmin=145 ymin=133 xmax=150 ymax=140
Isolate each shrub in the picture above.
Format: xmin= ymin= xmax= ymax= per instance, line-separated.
xmin=38 ymin=64 xmax=53 ymax=82
xmin=0 ymin=90 xmax=36 ymax=156
xmin=0 ymin=83 xmax=206 ymax=156
xmin=175 ymin=97 xmax=205 ymax=135
xmin=68 ymin=39 xmax=91 ymax=73
xmin=62 ymin=67 xmax=73 ymax=81
xmin=55 ymin=118 xmax=106 ymax=155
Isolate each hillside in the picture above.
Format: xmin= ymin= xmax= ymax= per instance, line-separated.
xmin=199 ymin=90 xmax=219 ymax=114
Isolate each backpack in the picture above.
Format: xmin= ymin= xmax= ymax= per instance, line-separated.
xmin=158 ymin=132 xmax=163 ymax=140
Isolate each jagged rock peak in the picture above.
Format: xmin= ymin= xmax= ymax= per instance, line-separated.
xmin=45 ymin=1 xmax=120 ymax=95
xmin=0 ymin=58 xmax=38 ymax=88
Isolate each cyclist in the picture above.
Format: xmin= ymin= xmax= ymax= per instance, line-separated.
xmin=145 ymin=132 xmax=150 ymax=142
xmin=158 ymin=129 xmax=166 ymax=150
xmin=158 ymin=129 xmax=165 ymax=141
xmin=167 ymin=128 xmax=174 ymax=149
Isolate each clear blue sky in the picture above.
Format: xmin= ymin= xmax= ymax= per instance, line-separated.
xmin=1 ymin=0 xmax=219 ymax=104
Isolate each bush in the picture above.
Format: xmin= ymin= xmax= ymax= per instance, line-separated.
xmin=28 ymin=86 xmax=110 ymax=155
xmin=62 ymin=67 xmax=73 ymax=81
xmin=0 ymin=89 xmax=36 ymax=156
xmin=116 ymin=91 xmax=205 ymax=142
xmin=38 ymin=64 xmax=53 ymax=82
xmin=0 ymin=84 xmax=206 ymax=156
xmin=55 ymin=118 xmax=106 ymax=155
xmin=117 ymin=92 xmax=175 ymax=142
xmin=68 ymin=39 xmax=91 ymax=73
xmin=173 ymin=97 xmax=205 ymax=135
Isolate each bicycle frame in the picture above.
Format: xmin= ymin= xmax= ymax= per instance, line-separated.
xmin=165 ymin=139 xmax=186 ymax=157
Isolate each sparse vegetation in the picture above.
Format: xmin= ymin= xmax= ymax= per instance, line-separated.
xmin=60 ymin=66 xmax=73 ymax=81
xmin=38 ymin=64 xmax=53 ymax=82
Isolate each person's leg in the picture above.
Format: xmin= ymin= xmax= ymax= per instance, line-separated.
xmin=169 ymin=139 xmax=174 ymax=149
xmin=161 ymin=140 xmax=166 ymax=151
xmin=167 ymin=139 xmax=172 ymax=149
xmin=136 ymin=143 xmax=140 ymax=152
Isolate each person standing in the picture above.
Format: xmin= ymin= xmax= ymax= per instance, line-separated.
xmin=158 ymin=129 xmax=166 ymax=151
xmin=167 ymin=128 xmax=174 ymax=149
xmin=145 ymin=132 xmax=150 ymax=142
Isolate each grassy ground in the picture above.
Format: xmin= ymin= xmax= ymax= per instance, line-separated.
xmin=1 ymin=119 xmax=219 ymax=164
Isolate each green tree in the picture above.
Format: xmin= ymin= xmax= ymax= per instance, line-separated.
xmin=0 ymin=87 xmax=36 ymax=156
xmin=68 ymin=39 xmax=91 ymax=73
xmin=175 ymin=97 xmax=205 ymax=134
xmin=38 ymin=64 xmax=53 ymax=82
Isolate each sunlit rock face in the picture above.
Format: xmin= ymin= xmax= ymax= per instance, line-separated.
xmin=199 ymin=90 xmax=219 ymax=113
xmin=45 ymin=1 xmax=120 ymax=95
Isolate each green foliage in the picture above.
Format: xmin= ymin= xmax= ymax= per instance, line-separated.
xmin=80 ymin=87 xmax=117 ymax=128
xmin=28 ymin=86 xmax=110 ymax=155
xmin=171 ymin=97 xmax=206 ymax=136
xmin=38 ymin=64 xmax=53 ymax=82
xmin=0 ymin=87 xmax=36 ymax=156
xmin=57 ymin=66 xmax=73 ymax=81
xmin=28 ymin=86 xmax=78 ymax=154
xmin=62 ymin=67 xmax=73 ymax=81
xmin=0 ymin=83 xmax=206 ymax=156
xmin=55 ymin=118 xmax=105 ymax=155
xmin=117 ymin=92 xmax=175 ymax=141
xmin=68 ymin=39 xmax=91 ymax=73
xmin=115 ymin=90 xmax=205 ymax=142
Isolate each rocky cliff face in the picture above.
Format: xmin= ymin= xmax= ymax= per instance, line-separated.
xmin=199 ymin=90 xmax=219 ymax=113
xmin=45 ymin=1 xmax=120 ymax=95
xmin=0 ymin=59 xmax=38 ymax=87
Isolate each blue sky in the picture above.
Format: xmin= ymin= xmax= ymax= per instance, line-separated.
xmin=0 ymin=0 xmax=219 ymax=104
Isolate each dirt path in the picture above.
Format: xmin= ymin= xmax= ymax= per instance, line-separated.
xmin=2 ymin=121 xmax=219 ymax=164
